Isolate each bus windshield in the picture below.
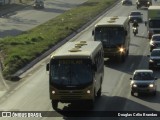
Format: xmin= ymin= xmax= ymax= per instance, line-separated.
xmin=149 ymin=20 xmax=160 ymax=28
xmin=50 ymin=59 xmax=93 ymax=87
xmin=94 ymin=27 xmax=125 ymax=46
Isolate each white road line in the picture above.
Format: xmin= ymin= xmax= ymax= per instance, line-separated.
xmin=130 ymin=63 xmax=134 ymax=70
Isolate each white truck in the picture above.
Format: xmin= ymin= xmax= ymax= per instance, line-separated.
xmin=147 ymin=6 xmax=160 ymax=39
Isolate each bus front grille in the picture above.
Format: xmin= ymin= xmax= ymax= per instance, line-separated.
xmin=58 ymin=91 xmax=83 ymax=95
xmin=60 ymin=96 xmax=82 ymax=100
xmin=57 ymin=90 xmax=84 ymax=100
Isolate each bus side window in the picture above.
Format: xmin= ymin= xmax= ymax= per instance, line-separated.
xmin=94 ymin=50 xmax=102 ymax=70
xmin=94 ymin=54 xmax=98 ymax=70
xmin=125 ymin=30 xmax=127 ymax=36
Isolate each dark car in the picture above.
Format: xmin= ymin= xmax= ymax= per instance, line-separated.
xmin=128 ymin=11 xmax=143 ymax=23
xmin=33 ymin=1 xmax=44 ymax=9
xmin=121 ymin=0 xmax=132 ymax=5
xmin=130 ymin=70 xmax=157 ymax=96
xmin=148 ymin=48 xmax=160 ymax=69
xmin=136 ymin=0 xmax=152 ymax=9
xmin=150 ymin=34 xmax=160 ymax=52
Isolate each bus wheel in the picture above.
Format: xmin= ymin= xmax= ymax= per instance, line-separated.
xmin=119 ymin=55 xmax=125 ymax=63
xmin=52 ymin=100 xmax=58 ymax=110
xmin=152 ymin=91 xmax=156 ymax=96
xmin=126 ymin=50 xmax=129 ymax=57
xmin=97 ymin=87 xmax=102 ymax=98
xmin=131 ymin=91 xmax=134 ymax=96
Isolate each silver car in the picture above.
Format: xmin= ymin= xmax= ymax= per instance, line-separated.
xmin=150 ymin=34 xmax=160 ymax=52
xmin=130 ymin=70 xmax=157 ymax=96
xmin=148 ymin=48 xmax=160 ymax=69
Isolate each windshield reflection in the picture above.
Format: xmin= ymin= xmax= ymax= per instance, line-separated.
xmin=50 ymin=59 xmax=92 ymax=86
xmin=94 ymin=27 xmax=124 ymax=46
xmin=133 ymin=72 xmax=154 ymax=80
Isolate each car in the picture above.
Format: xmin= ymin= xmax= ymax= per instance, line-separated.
xmin=121 ymin=0 xmax=132 ymax=5
xmin=136 ymin=0 xmax=152 ymax=9
xmin=130 ymin=69 xmax=157 ymax=96
xmin=150 ymin=34 xmax=160 ymax=52
xmin=33 ymin=0 xmax=44 ymax=9
xmin=148 ymin=48 xmax=160 ymax=69
xmin=128 ymin=11 xmax=143 ymax=23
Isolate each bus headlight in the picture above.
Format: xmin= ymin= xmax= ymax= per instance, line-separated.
xmin=119 ymin=48 xmax=124 ymax=53
xmin=52 ymin=91 xmax=56 ymax=94
xmin=149 ymin=84 xmax=154 ymax=88
xmin=149 ymin=59 xmax=154 ymax=62
xmin=87 ymin=90 xmax=91 ymax=94
xmin=133 ymin=84 xmax=137 ymax=87
xmin=147 ymin=2 xmax=150 ymax=4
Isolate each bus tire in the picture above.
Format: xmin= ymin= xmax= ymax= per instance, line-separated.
xmin=126 ymin=50 xmax=129 ymax=57
xmin=52 ymin=100 xmax=58 ymax=110
xmin=119 ymin=55 xmax=125 ymax=63
xmin=152 ymin=91 xmax=156 ymax=96
xmin=97 ymin=87 xmax=102 ymax=98
xmin=149 ymin=65 xmax=153 ymax=70
xmin=87 ymin=90 xmax=95 ymax=109
xmin=131 ymin=91 xmax=134 ymax=96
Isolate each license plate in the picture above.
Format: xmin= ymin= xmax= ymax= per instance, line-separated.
xmin=139 ymin=88 xmax=147 ymax=91
xmin=157 ymin=63 xmax=160 ymax=65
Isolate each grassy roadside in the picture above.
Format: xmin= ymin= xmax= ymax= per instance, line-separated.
xmin=0 ymin=0 xmax=116 ymax=79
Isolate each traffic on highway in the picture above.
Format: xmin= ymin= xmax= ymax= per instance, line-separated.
xmin=0 ymin=0 xmax=160 ymax=120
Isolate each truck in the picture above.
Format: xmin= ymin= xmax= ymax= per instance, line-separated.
xmin=147 ymin=6 xmax=160 ymax=39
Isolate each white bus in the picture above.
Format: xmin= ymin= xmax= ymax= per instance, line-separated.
xmin=92 ymin=16 xmax=130 ymax=62
xmin=46 ymin=40 xmax=104 ymax=109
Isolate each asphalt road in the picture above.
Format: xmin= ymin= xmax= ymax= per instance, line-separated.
xmin=0 ymin=0 xmax=160 ymax=120
xmin=0 ymin=0 xmax=87 ymax=37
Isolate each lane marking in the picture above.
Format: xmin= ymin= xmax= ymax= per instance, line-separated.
xmin=130 ymin=63 xmax=134 ymax=70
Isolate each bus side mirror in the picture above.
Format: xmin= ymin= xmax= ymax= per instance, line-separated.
xmin=92 ymin=30 xmax=94 ymax=36
xmin=46 ymin=63 xmax=49 ymax=71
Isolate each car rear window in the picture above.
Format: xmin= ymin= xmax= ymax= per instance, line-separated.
xmin=130 ymin=12 xmax=141 ymax=16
